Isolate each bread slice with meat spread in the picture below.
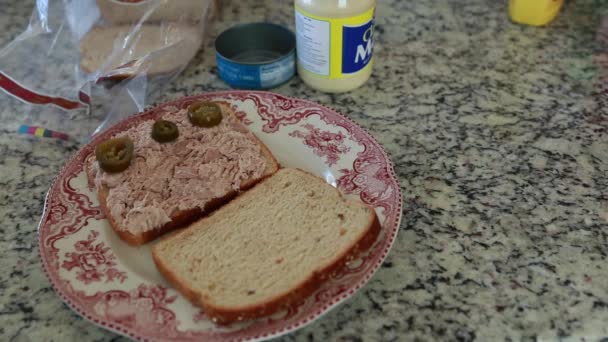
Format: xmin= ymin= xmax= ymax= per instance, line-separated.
xmin=86 ymin=103 xmax=279 ymax=246
xmin=152 ymin=168 xmax=381 ymax=323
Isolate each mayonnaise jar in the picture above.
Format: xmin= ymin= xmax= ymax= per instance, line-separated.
xmin=295 ymin=0 xmax=376 ymax=93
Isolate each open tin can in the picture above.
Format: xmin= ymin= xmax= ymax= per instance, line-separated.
xmin=215 ymin=23 xmax=296 ymax=89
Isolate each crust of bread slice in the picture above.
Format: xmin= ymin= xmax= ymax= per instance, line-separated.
xmin=152 ymin=169 xmax=381 ymax=324
xmin=86 ymin=105 xmax=279 ymax=246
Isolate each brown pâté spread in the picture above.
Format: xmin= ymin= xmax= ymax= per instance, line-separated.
xmin=89 ymin=106 xmax=267 ymax=234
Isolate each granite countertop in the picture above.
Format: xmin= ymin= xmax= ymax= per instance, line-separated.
xmin=1 ymin=0 xmax=608 ymax=341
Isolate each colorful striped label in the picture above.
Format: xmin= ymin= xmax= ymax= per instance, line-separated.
xmin=18 ymin=125 xmax=69 ymax=140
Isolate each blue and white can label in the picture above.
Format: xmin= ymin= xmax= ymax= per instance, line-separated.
xmin=217 ymin=52 xmax=295 ymax=89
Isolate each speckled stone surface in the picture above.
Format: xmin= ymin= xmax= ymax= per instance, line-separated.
xmin=1 ymin=0 xmax=608 ymax=341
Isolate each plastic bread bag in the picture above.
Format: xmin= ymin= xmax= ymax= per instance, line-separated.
xmin=0 ymin=0 xmax=218 ymax=143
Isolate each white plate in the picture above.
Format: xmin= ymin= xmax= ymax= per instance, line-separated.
xmin=38 ymin=91 xmax=403 ymax=341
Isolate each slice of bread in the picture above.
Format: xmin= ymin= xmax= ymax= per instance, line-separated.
xmin=86 ymin=103 xmax=279 ymax=246
xmin=96 ymin=0 xmax=221 ymax=24
xmin=80 ymin=24 xmax=201 ymax=79
xmin=152 ymin=168 xmax=381 ymax=324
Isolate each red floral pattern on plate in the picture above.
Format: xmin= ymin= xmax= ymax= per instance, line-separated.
xmin=93 ymin=285 xmax=177 ymax=329
xmin=221 ymin=92 xmax=323 ymax=133
xmin=38 ymin=91 xmax=402 ymax=341
xmin=288 ymin=123 xmax=351 ymax=166
xmin=337 ymin=149 xmax=396 ymax=212
xmin=62 ymin=231 xmax=127 ymax=284
xmin=192 ymin=310 xmax=208 ymax=323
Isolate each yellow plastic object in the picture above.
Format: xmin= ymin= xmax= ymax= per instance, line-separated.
xmin=509 ymin=0 xmax=564 ymax=27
